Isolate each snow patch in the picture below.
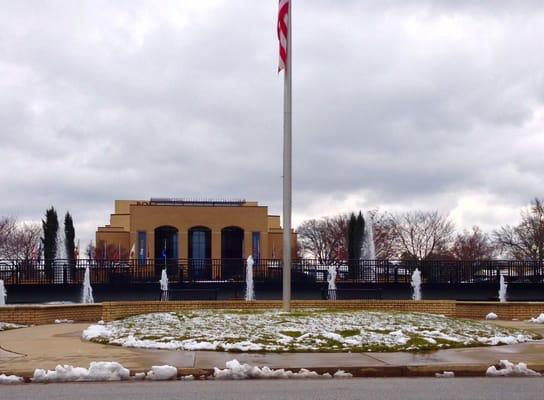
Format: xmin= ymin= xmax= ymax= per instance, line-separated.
xmin=333 ymin=370 xmax=353 ymax=378
xmin=486 ymin=360 xmax=541 ymax=377
xmin=529 ymin=313 xmax=544 ymax=324
xmin=145 ymin=365 xmax=177 ymax=381
xmin=213 ymin=359 xmax=350 ymax=380
xmin=133 ymin=372 xmax=146 ymax=381
xmin=32 ymin=362 xmax=130 ymax=383
xmin=0 ymin=374 xmax=24 ymax=384
xmin=435 ymin=371 xmax=455 ymax=378
xmin=0 ymin=322 xmax=26 ymax=331
xmin=485 ymin=312 xmax=498 ymax=320
xmin=54 ymin=319 xmax=74 ymax=324
xmin=389 ymin=330 xmax=409 ymax=345
xmin=82 ymin=324 xmax=113 ymax=340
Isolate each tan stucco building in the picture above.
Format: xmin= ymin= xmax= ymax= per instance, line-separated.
xmin=96 ymin=198 xmax=296 ymax=266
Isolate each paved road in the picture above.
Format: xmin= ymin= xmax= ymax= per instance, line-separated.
xmin=1 ymin=378 xmax=544 ymax=400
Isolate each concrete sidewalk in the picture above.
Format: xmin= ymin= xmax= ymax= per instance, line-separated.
xmin=1 ymin=321 xmax=544 ymax=378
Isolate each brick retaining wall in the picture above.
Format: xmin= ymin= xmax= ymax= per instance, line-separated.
xmin=454 ymin=302 xmax=544 ymax=320
xmin=0 ymin=301 xmax=542 ymax=325
xmin=100 ymin=300 xmax=459 ymax=321
xmin=0 ymin=304 xmax=102 ymax=325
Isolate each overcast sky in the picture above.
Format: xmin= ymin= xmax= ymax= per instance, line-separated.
xmin=2 ymin=0 xmax=544 ymax=246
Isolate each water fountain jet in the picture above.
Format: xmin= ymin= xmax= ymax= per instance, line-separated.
xmin=411 ymin=268 xmax=422 ymax=300
xmin=160 ymin=268 xmax=169 ymax=301
xmin=499 ymin=274 xmax=507 ymax=303
xmin=360 ymin=212 xmax=376 ymax=282
xmin=81 ymin=266 xmax=94 ymax=304
xmin=0 ymin=280 xmax=6 ymax=305
xmin=245 ymin=256 xmax=255 ymax=301
xmin=327 ymin=265 xmax=337 ymax=300
xmin=55 ymin=231 xmax=67 ymax=284
xmin=361 ymin=213 xmax=376 ymax=260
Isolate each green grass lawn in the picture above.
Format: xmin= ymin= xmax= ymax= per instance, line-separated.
xmin=83 ymin=309 xmax=541 ymax=353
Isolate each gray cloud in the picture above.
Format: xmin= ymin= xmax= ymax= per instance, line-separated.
xmin=1 ymin=0 xmax=544 ymax=245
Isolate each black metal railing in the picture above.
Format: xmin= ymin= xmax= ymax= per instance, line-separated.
xmin=0 ymin=258 xmax=543 ymax=286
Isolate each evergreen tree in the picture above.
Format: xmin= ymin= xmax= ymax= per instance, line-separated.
xmin=348 ymin=212 xmax=365 ymax=260
xmin=347 ymin=213 xmax=357 ymax=260
xmin=347 ymin=211 xmax=365 ymax=279
xmin=41 ymin=207 xmax=58 ymax=280
xmin=64 ymin=212 xmax=76 ymax=269
xmin=356 ymin=211 xmax=365 ymax=259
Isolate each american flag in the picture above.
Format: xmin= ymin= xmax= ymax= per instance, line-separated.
xmin=277 ymin=0 xmax=289 ymax=72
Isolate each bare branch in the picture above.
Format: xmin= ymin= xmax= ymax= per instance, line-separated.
xmin=390 ymin=211 xmax=454 ymax=260
xmin=297 ymin=214 xmax=349 ymax=262
xmin=451 ymin=226 xmax=496 ymax=260
xmin=494 ymin=198 xmax=544 ymax=261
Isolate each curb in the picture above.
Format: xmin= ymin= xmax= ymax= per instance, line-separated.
xmin=4 ymin=363 xmax=544 ymax=381
xmin=179 ymin=364 xmax=544 ymax=378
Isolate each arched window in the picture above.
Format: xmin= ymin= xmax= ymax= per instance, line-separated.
xmin=154 ymin=226 xmax=178 ymax=260
xmin=188 ymin=226 xmax=211 ymax=259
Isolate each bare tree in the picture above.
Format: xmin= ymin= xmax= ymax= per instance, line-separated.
xmin=390 ymin=211 xmax=455 ymax=260
xmin=451 ymin=226 xmax=495 ymax=260
xmin=494 ymin=198 xmax=544 ymax=261
xmin=86 ymin=241 xmax=95 ymax=260
xmin=330 ymin=214 xmax=350 ymax=261
xmin=297 ymin=214 xmax=349 ymax=262
xmin=3 ymin=222 xmax=41 ymax=260
xmin=94 ymin=243 xmax=129 ymax=261
xmin=0 ymin=217 xmax=16 ymax=258
xmin=368 ymin=210 xmax=398 ymax=260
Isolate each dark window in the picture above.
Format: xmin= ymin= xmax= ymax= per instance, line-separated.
xmin=189 ymin=227 xmax=211 ymax=259
xmin=252 ymin=232 xmax=260 ymax=260
xmin=138 ymin=231 xmax=146 ymax=263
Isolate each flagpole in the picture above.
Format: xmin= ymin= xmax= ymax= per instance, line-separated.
xmin=282 ymin=0 xmax=292 ymax=312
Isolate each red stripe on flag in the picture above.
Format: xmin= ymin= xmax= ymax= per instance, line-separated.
xmin=277 ymin=0 xmax=289 ymax=72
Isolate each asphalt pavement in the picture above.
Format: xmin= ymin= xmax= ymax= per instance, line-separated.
xmin=1 ymin=378 xmax=544 ymax=400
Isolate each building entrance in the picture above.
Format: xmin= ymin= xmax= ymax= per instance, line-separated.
xmin=221 ymin=226 xmax=244 ymax=280
xmin=188 ymin=226 xmax=211 ymax=280
xmin=154 ymin=226 xmax=178 ymax=277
